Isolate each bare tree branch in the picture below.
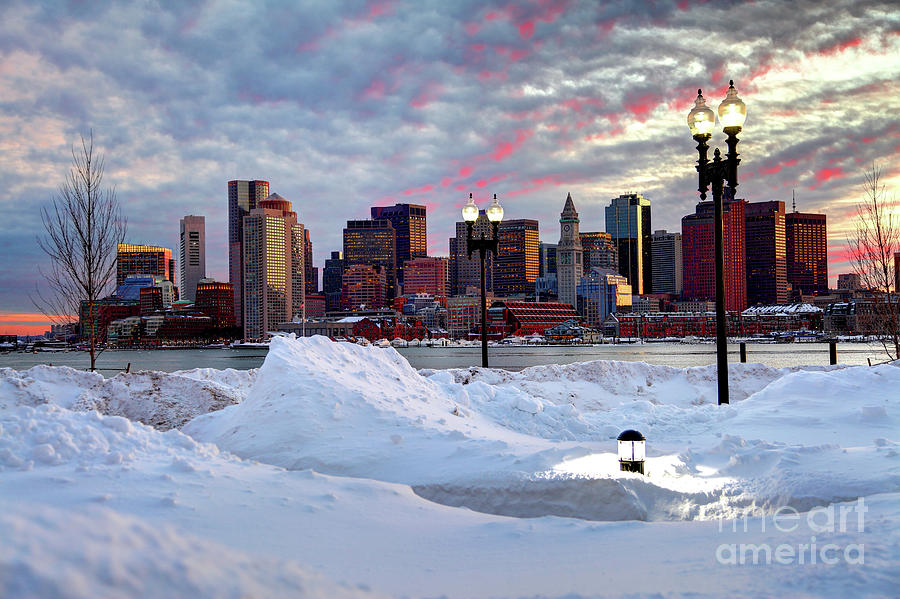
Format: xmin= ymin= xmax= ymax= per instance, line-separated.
xmin=847 ymin=163 xmax=899 ymax=360
xmin=32 ymin=131 xmax=127 ymax=370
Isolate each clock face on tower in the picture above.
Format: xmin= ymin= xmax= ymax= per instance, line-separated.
xmin=564 ymin=224 xmax=570 ymax=232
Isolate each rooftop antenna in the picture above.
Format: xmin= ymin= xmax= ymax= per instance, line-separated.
xmin=792 ymin=189 xmax=796 ymax=213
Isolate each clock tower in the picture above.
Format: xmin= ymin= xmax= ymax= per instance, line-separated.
xmin=557 ymin=192 xmax=583 ymax=309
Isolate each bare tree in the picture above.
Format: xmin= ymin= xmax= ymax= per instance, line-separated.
xmin=33 ymin=132 xmax=127 ymax=371
xmin=848 ymin=163 xmax=899 ymax=360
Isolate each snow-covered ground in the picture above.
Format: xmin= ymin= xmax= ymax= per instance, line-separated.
xmin=2 ymin=335 xmax=898 ymax=598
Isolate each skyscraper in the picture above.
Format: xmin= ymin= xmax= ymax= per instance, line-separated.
xmin=370 ymin=203 xmax=426 ymax=287
xmin=538 ymin=243 xmax=557 ymax=278
xmin=579 ymin=231 xmax=618 ymax=271
xmin=342 ymin=264 xmax=387 ymax=310
xmin=651 ymin=230 xmax=683 ymax=295
xmin=241 ymin=193 xmax=304 ymax=340
xmin=343 ymin=219 xmax=397 ymax=299
xmin=682 ymin=198 xmax=747 ymax=311
xmin=495 ymin=219 xmax=540 ymax=296
xmin=228 ymin=180 xmax=269 ymax=327
xmin=117 ymin=244 xmax=174 ymax=287
xmin=605 ymin=193 xmax=652 ymax=295
xmin=304 ymin=229 xmax=318 ymax=294
xmin=745 ymin=201 xmax=788 ymax=306
xmin=323 ymin=251 xmax=344 ymax=313
xmin=450 ymin=212 xmax=494 ymax=296
xmin=179 ymin=215 xmax=205 ymax=302
xmin=557 ymin=193 xmax=583 ymax=308
xmin=786 ymin=211 xmax=828 ymax=296
xmin=403 ymin=257 xmax=449 ymax=296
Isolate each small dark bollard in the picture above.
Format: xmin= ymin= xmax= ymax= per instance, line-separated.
xmin=740 ymin=342 xmax=747 ymax=363
xmin=618 ymin=429 xmax=646 ymax=475
xmin=829 ymin=341 xmax=837 ymax=366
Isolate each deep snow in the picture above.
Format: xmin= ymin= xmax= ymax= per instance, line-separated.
xmin=2 ymin=335 xmax=898 ymax=598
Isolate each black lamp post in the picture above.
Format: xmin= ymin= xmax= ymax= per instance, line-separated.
xmin=687 ymin=80 xmax=747 ymax=405
xmin=463 ymin=193 xmax=504 ymax=368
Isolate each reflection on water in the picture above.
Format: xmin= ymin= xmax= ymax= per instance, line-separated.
xmin=0 ymin=342 xmax=889 ymax=375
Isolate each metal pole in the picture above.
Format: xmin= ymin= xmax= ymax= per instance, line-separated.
xmin=829 ymin=340 xmax=837 ymax=365
xmin=740 ymin=342 xmax=747 ymax=363
xmin=711 ymin=152 xmax=729 ymax=405
xmin=480 ymin=247 xmax=488 ymax=368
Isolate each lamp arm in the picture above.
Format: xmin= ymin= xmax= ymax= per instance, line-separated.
xmin=694 ymin=134 xmax=711 ymax=201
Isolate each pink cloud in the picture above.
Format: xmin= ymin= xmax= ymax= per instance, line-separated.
xmin=625 ymin=94 xmax=658 ymax=120
xmin=518 ymin=21 xmax=535 ymax=39
xmin=362 ymin=0 xmax=396 ymax=21
xmin=459 ymin=166 xmax=473 ymax=177
xmin=361 ymin=78 xmax=386 ymax=100
xmin=441 ymin=177 xmax=453 ymax=187
xmin=410 ymin=82 xmax=444 ymax=108
xmin=491 ymin=130 xmax=533 ymax=161
xmin=815 ymin=167 xmax=844 ymax=183
xmin=465 ymin=22 xmax=481 ymax=36
xmin=596 ymin=18 xmax=616 ymax=38
xmin=818 ymin=37 xmax=862 ymax=56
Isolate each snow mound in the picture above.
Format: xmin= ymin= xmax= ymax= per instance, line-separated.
xmin=0 ymin=501 xmax=382 ymax=599
xmin=0 ymin=402 xmax=220 ymax=472
xmin=0 ymin=366 xmax=243 ymax=431
xmin=73 ymin=370 xmax=242 ymax=430
xmin=174 ymin=367 xmax=257 ymax=398
xmin=184 ymin=335 xmax=489 ymax=480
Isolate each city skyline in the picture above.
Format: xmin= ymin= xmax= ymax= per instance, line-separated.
xmin=1 ymin=0 xmax=898 ymax=333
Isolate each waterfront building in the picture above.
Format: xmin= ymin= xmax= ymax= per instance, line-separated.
xmin=745 ymin=200 xmax=788 ymax=306
xmin=323 ymin=251 xmax=344 ymax=313
xmin=576 ymin=268 xmax=632 ymax=326
xmin=605 ymin=193 xmax=652 ymax=294
xmin=447 ymin=293 xmax=493 ymax=338
xmin=343 ymin=219 xmax=397 ymax=299
xmin=450 ymin=211 xmax=493 ymax=296
xmin=370 ymin=203 xmax=426 ymax=286
xmin=496 ymin=219 xmax=540 ymax=296
xmin=681 ymin=198 xmax=747 ymax=311
xmin=489 ymin=301 xmax=581 ymax=337
xmin=403 ymin=257 xmax=449 ymax=296
xmin=786 ymin=210 xmax=828 ymax=296
xmin=179 ymin=215 xmax=206 ymax=302
xmin=342 ymin=264 xmax=387 ymax=310
xmin=116 ymin=244 xmax=174 ymax=287
xmin=242 ymin=194 xmax=305 ymax=341
xmin=79 ymin=298 xmax=141 ymax=342
xmin=195 ymin=280 xmax=235 ymax=328
xmin=557 ymin=194 xmax=583 ymax=308
xmin=650 ymin=230 xmax=682 ymax=295
xmin=228 ymin=180 xmax=269 ymax=327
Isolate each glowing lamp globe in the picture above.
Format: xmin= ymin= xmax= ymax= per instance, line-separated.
xmin=718 ymin=80 xmax=747 ymax=129
xmin=687 ymin=89 xmax=716 ymax=137
xmin=617 ymin=429 xmax=646 ymax=475
xmin=486 ymin=194 xmax=504 ymax=223
xmin=462 ymin=194 xmax=479 ymax=222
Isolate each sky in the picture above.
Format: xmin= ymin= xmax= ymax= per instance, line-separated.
xmin=1 ymin=0 xmax=898 ymax=335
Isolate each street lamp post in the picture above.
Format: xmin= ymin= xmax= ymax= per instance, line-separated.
xmin=687 ymin=80 xmax=747 ymax=406
xmin=463 ymin=193 xmax=504 ymax=368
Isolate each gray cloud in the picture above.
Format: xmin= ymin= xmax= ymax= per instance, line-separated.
xmin=0 ymin=0 xmax=898 ymax=318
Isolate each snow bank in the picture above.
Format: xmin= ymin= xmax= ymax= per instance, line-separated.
xmin=0 ymin=366 xmax=243 ymax=431
xmin=0 ymin=501 xmax=382 ymax=599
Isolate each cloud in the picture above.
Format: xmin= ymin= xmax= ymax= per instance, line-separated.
xmin=0 ymin=0 xmax=898 ymax=312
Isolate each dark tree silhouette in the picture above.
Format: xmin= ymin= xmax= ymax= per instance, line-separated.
xmin=34 ymin=132 xmax=127 ymax=371
xmin=849 ymin=163 xmax=899 ymax=360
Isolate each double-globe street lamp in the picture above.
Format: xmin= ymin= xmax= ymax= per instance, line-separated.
xmin=462 ymin=193 xmax=504 ymax=367
xmin=686 ymin=80 xmax=747 ymax=405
